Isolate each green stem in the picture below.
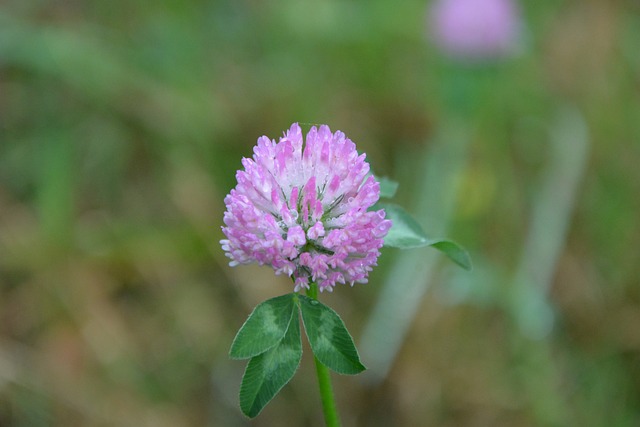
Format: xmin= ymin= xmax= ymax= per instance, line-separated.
xmin=307 ymin=283 xmax=341 ymax=427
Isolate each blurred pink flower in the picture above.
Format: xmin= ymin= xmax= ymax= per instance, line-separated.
xmin=429 ymin=0 xmax=522 ymax=61
xmin=221 ymin=123 xmax=391 ymax=292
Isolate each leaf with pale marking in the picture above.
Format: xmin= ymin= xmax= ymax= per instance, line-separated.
xmin=239 ymin=309 xmax=302 ymax=418
xmin=230 ymin=293 xmax=296 ymax=359
xmin=299 ymin=295 xmax=365 ymax=375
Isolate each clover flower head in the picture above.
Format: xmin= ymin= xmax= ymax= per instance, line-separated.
xmin=221 ymin=123 xmax=392 ymax=292
xmin=429 ymin=0 xmax=522 ymax=61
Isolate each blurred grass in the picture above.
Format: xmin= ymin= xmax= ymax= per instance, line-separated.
xmin=1 ymin=0 xmax=640 ymax=426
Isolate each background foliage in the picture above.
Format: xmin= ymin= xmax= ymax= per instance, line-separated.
xmin=1 ymin=1 xmax=639 ymax=426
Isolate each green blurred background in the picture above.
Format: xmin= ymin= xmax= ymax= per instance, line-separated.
xmin=1 ymin=1 xmax=639 ymax=426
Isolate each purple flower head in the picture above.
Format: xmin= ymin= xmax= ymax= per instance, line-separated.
xmin=221 ymin=123 xmax=392 ymax=292
xmin=429 ymin=0 xmax=522 ymax=62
